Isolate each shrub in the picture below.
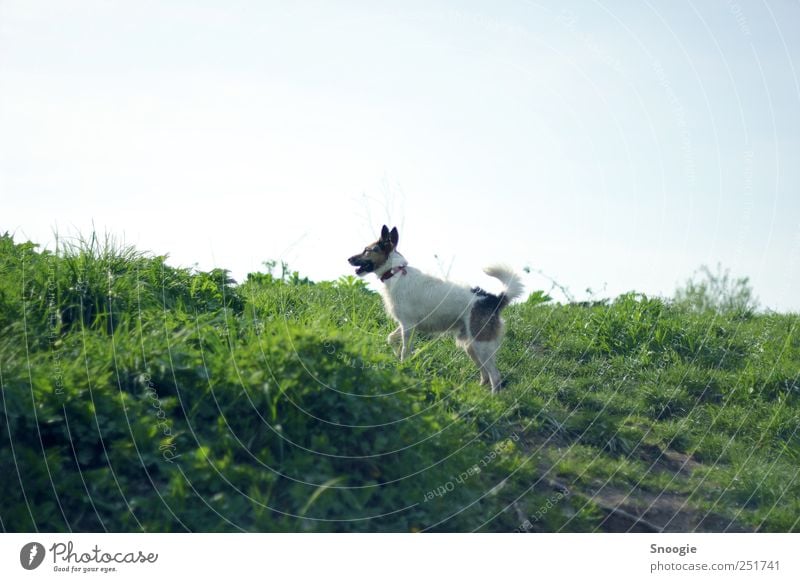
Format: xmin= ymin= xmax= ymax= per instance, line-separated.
xmin=674 ymin=263 xmax=759 ymax=316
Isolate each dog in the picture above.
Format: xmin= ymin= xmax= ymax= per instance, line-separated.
xmin=348 ymin=225 xmax=523 ymax=393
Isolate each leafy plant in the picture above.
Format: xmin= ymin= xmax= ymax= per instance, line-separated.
xmin=674 ymin=263 xmax=759 ymax=316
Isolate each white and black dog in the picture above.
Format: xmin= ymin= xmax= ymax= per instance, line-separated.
xmin=348 ymin=225 xmax=523 ymax=392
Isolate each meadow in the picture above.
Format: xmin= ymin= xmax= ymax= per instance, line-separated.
xmin=0 ymin=232 xmax=798 ymax=532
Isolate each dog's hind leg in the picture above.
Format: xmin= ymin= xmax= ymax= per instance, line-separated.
xmin=473 ymin=340 xmax=503 ymax=393
xmin=466 ymin=344 xmax=490 ymax=385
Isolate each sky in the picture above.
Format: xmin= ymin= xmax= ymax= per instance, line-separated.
xmin=1 ymin=0 xmax=799 ymax=311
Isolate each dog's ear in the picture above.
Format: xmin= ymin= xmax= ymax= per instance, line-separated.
xmin=389 ymin=227 xmax=399 ymax=247
xmin=380 ymin=225 xmax=390 ymax=241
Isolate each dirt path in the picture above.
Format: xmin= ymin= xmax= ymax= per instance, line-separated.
xmin=518 ymin=434 xmax=753 ymax=532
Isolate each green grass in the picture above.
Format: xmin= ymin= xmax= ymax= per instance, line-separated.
xmin=0 ymin=232 xmax=798 ymax=532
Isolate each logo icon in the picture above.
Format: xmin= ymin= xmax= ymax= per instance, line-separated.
xmin=20 ymin=542 xmax=46 ymax=570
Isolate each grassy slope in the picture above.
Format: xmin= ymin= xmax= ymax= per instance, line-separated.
xmin=0 ymin=234 xmax=798 ymax=532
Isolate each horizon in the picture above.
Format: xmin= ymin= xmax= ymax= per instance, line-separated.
xmin=2 ymin=1 xmax=799 ymax=311
xmin=2 ymin=225 xmax=786 ymax=315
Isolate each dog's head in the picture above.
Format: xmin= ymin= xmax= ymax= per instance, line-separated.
xmin=348 ymin=225 xmax=399 ymax=276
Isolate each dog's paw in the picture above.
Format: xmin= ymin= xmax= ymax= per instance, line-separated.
xmin=490 ymin=379 xmax=507 ymax=394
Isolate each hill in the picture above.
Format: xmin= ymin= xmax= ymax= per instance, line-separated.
xmin=0 ymin=233 xmax=798 ymax=532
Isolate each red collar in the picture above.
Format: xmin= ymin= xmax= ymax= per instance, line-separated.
xmin=380 ymin=264 xmax=407 ymax=283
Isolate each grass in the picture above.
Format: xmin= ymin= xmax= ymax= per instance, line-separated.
xmin=0 ymin=231 xmax=798 ymax=532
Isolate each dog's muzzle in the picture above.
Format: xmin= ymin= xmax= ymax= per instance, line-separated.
xmin=348 ymin=255 xmax=373 ymax=276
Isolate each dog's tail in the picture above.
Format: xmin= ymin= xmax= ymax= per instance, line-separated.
xmin=483 ymin=265 xmax=524 ymax=309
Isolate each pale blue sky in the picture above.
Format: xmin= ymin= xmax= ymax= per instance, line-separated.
xmin=2 ymin=1 xmax=799 ymax=310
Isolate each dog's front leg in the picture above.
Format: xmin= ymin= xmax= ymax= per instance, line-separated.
xmin=399 ymin=326 xmax=414 ymax=361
